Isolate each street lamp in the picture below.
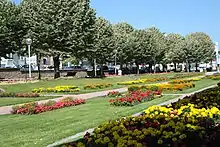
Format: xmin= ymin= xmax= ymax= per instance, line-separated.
xmin=114 ymin=50 xmax=117 ymax=75
xmin=216 ymin=42 xmax=220 ymax=73
xmin=26 ymin=38 xmax=32 ymax=79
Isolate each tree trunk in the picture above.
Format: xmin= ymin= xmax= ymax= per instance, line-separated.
xmin=185 ymin=59 xmax=190 ymax=72
xmin=135 ymin=61 xmax=139 ymax=74
xmin=37 ymin=53 xmax=41 ymax=80
xmin=195 ymin=62 xmax=198 ymax=72
xmin=149 ymin=63 xmax=152 ymax=73
xmin=53 ymin=54 xmax=60 ymax=79
xmin=188 ymin=62 xmax=191 ymax=72
xmin=120 ymin=58 xmax=123 ymax=75
xmin=162 ymin=64 xmax=167 ymax=72
xmin=100 ymin=62 xmax=104 ymax=78
xmin=174 ymin=63 xmax=177 ymax=72
xmin=153 ymin=61 xmax=156 ymax=74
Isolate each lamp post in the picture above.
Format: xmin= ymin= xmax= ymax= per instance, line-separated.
xmin=26 ymin=38 xmax=32 ymax=79
xmin=216 ymin=42 xmax=220 ymax=73
xmin=94 ymin=58 xmax=97 ymax=77
xmin=114 ymin=50 xmax=117 ymax=75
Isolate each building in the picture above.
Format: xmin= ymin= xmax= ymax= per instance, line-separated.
xmin=0 ymin=53 xmax=55 ymax=70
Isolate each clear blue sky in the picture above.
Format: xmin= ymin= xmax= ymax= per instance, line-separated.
xmin=13 ymin=0 xmax=220 ymax=43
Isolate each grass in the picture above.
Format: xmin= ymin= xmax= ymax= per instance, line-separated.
xmin=0 ymin=96 xmax=57 ymax=107
xmin=0 ymin=72 xmax=178 ymax=93
xmin=0 ymin=95 xmax=177 ymax=147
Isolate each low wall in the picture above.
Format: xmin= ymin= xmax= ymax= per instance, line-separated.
xmin=0 ymin=70 xmax=69 ymax=79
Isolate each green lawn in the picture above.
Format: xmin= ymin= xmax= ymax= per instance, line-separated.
xmin=0 ymin=96 xmax=57 ymax=107
xmin=0 ymin=95 xmax=177 ymax=147
xmin=0 ymin=72 xmax=197 ymax=94
xmin=0 ymin=77 xmax=215 ymax=147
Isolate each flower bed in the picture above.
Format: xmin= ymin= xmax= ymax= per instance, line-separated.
xmin=170 ymin=73 xmax=203 ymax=79
xmin=206 ymin=75 xmax=220 ymax=80
xmin=168 ymin=85 xmax=220 ymax=109
xmin=84 ymin=83 xmax=113 ymax=90
xmin=32 ymin=86 xmax=80 ymax=93
xmin=117 ymin=77 xmax=167 ymax=85
xmin=109 ymin=91 xmax=161 ymax=106
xmin=168 ymin=77 xmax=201 ymax=84
xmin=12 ymin=98 xmax=85 ymax=115
xmin=107 ymin=91 xmax=122 ymax=97
xmin=128 ymin=83 xmax=195 ymax=92
xmin=0 ymin=92 xmax=39 ymax=98
xmin=62 ymin=84 xmax=220 ymax=147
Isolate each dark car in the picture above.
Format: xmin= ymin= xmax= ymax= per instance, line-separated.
xmin=20 ymin=65 xmax=34 ymax=72
xmin=108 ymin=67 xmax=118 ymax=75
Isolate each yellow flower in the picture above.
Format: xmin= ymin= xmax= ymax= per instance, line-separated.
xmin=157 ymin=139 xmax=163 ymax=144
xmin=172 ymin=138 xmax=177 ymax=142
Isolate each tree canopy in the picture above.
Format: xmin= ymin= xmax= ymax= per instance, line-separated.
xmin=0 ymin=0 xmax=216 ymax=76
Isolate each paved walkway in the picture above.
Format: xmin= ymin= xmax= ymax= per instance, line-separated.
xmin=47 ymin=84 xmax=216 ymax=147
xmin=0 ymin=88 xmax=128 ymax=115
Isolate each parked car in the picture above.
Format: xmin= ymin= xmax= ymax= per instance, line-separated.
xmin=63 ymin=65 xmax=86 ymax=71
xmin=20 ymin=65 xmax=36 ymax=72
xmin=108 ymin=67 xmax=118 ymax=75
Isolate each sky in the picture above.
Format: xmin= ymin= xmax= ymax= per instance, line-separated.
xmin=13 ymin=0 xmax=220 ymax=43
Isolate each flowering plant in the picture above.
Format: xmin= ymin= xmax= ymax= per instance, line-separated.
xmin=84 ymin=83 xmax=113 ymax=90
xmin=61 ymin=85 xmax=220 ymax=147
xmin=109 ymin=91 xmax=161 ymax=106
xmin=206 ymin=75 xmax=220 ymax=80
xmin=0 ymin=92 xmax=39 ymax=98
xmin=168 ymin=78 xmax=201 ymax=84
xmin=63 ymin=104 xmax=220 ymax=147
xmin=117 ymin=77 xmax=167 ymax=85
xmin=107 ymin=91 xmax=122 ymax=97
xmin=170 ymin=73 xmax=203 ymax=79
xmin=12 ymin=98 xmax=85 ymax=115
xmin=169 ymin=85 xmax=220 ymax=109
xmin=128 ymin=83 xmax=195 ymax=92
xmin=32 ymin=85 xmax=80 ymax=93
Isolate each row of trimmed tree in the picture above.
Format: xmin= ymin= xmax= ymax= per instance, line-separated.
xmin=0 ymin=0 xmax=215 ymax=78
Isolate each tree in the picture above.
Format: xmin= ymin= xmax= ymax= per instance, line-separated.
xmin=164 ymin=33 xmax=185 ymax=71
xmin=128 ymin=29 xmax=151 ymax=74
xmin=146 ymin=27 xmax=166 ymax=73
xmin=113 ymin=22 xmax=134 ymax=70
xmin=87 ymin=17 xmax=114 ymax=75
xmin=0 ymin=0 xmax=25 ymax=64
xmin=21 ymin=0 xmax=96 ymax=79
xmin=186 ymin=32 xmax=215 ymax=71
